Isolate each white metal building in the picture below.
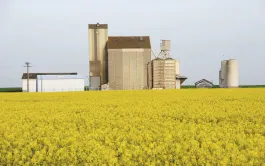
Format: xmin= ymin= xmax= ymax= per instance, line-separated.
xmin=21 ymin=73 xmax=78 ymax=92
xmin=36 ymin=75 xmax=85 ymax=92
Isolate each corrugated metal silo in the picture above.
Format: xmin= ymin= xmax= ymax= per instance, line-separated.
xmin=161 ymin=40 xmax=171 ymax=51
xmin=164 ymin=58 xmax=176 ymax=89
xmin=226 ymin=59 xmax=239 ymax=88
xmin=175 ymin=60 xmax=180 ymax=89
xmin=147 ymin=62 xmax=152 ymax=89
xmin=152 ymin=58 xmax=164 ymax=89
xmin=152 ymin=58 xmax=176 ymax=89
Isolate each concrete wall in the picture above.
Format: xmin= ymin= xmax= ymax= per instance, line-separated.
xmin=88 ymin=27 xmax=108 ymax=85
xmin=226 ymin=59 xmax=239 ymax=88
xmin=108 ymin=48 xmax=151 ymax=90
xmin=90 ymin=76 xmax=101 ymax=90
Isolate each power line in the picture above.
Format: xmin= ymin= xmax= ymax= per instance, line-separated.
xmin=23 ymin=62 xmax=32 ymax=92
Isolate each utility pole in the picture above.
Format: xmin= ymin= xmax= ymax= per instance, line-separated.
xmin=23 ymin=62 xmax=32 ymax=92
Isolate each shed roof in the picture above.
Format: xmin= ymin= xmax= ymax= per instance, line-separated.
xmin=195 ymin=79 xmax=214 ymax=86
xmin=176 ymin=75 xmax=188 ymax=85
xmin=21 ymin=73 xmax=78 ymax=79
xmin=88 ymin=23 xmax=108 ymax=29
xmin=108 ymin=36 xmax=151 ymax=49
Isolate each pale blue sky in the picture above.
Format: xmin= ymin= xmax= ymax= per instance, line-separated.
xmin=1 ymin=0 xmax=264 ymax=87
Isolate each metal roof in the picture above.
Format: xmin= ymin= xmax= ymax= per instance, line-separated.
xmin=176 ymin=75 xmax=188 ymax=79
xmin=108 ymin=36 xmax=151 ymax=49
xmin=21 ymin=73 xmax=78 ymax=79
xmin=195 ymin=79 xmax=213 ymax=86
xmin=37 ymin=75 xmax=85 ymax=80
xmin=176 ymin=75 xmax=188 ymax=85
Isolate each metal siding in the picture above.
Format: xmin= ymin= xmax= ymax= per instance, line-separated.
xmin=196 ymin=82 xmax=213 ymax=88
xmin=176 ymin=79 xmax=181 ymax=89
xmin=175 ymin=60 xmax=180 ymax=75
xmin=137 ymin=51 xmax=143 ymax=89
xmin=130 ymin=52 xmax=137 ymax=89
xmin=108 ymin=50 xmax=116 ymax=89
xmin=116 ymin=50 xmax=123 ymax=89
xmin=123 ymin=51 xmax=130 ymax=90
xmin=143 ymin=49 xmax=151 ymax=89
xmin=152 ymin=59 xmax=176 ymax=89
xmin=22 ymin=79 xmax=36 ymax=92
xmin=108 ymin=48 xmax=151 ymax=90
xmin=161 ymin=40 xmax=171 ymax=51
xmin=164 ymin=59 xmax=176 ymax=89
xmin=37 ymin=78 xmax=84 ymax=92
xmin=147 ymin=62 xmax=152 ymax=89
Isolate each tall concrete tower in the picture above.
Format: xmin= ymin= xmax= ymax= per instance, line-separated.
xmin=88 ymin=23 xmax=108 ymax=89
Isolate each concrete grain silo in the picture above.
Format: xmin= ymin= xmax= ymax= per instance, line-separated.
xmin=226 ymin=59 xmax=239 ymax=88
xmin=88 ymin=23 xmax=108 ymax=89
xmin=219 ymin=59 xmax=239 ymax=88
xmin=220 ymin=60 xmax=228 ymax=88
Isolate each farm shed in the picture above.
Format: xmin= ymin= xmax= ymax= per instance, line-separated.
xmin=36 ymin=75 xmax=85 ymax=92
xmin=21 ymin=73 xmax=77 ymax=92
xmin=195 ymin=79 xmax=214 ymax=88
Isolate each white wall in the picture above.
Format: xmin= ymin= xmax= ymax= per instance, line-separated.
xmin=176 ymin=79 xmax=181 ymax=89
xmin=22 ymin=79 xmax=36 ymax=92
xmin=37 ymin=78 xmax=84 ymax=92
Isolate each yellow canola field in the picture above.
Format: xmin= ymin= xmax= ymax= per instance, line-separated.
xmin=0 ymin=89 xmax=265 ymax=165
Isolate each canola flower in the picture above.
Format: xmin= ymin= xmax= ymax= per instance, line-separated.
xmin=0 ymin=88 xmax=265 ymax=165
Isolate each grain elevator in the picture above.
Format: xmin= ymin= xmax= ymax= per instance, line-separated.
xmin=88 ymin=23 xmax=187 ymax=90
xmin=150 ymin=40 xmax=187 ymax=89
